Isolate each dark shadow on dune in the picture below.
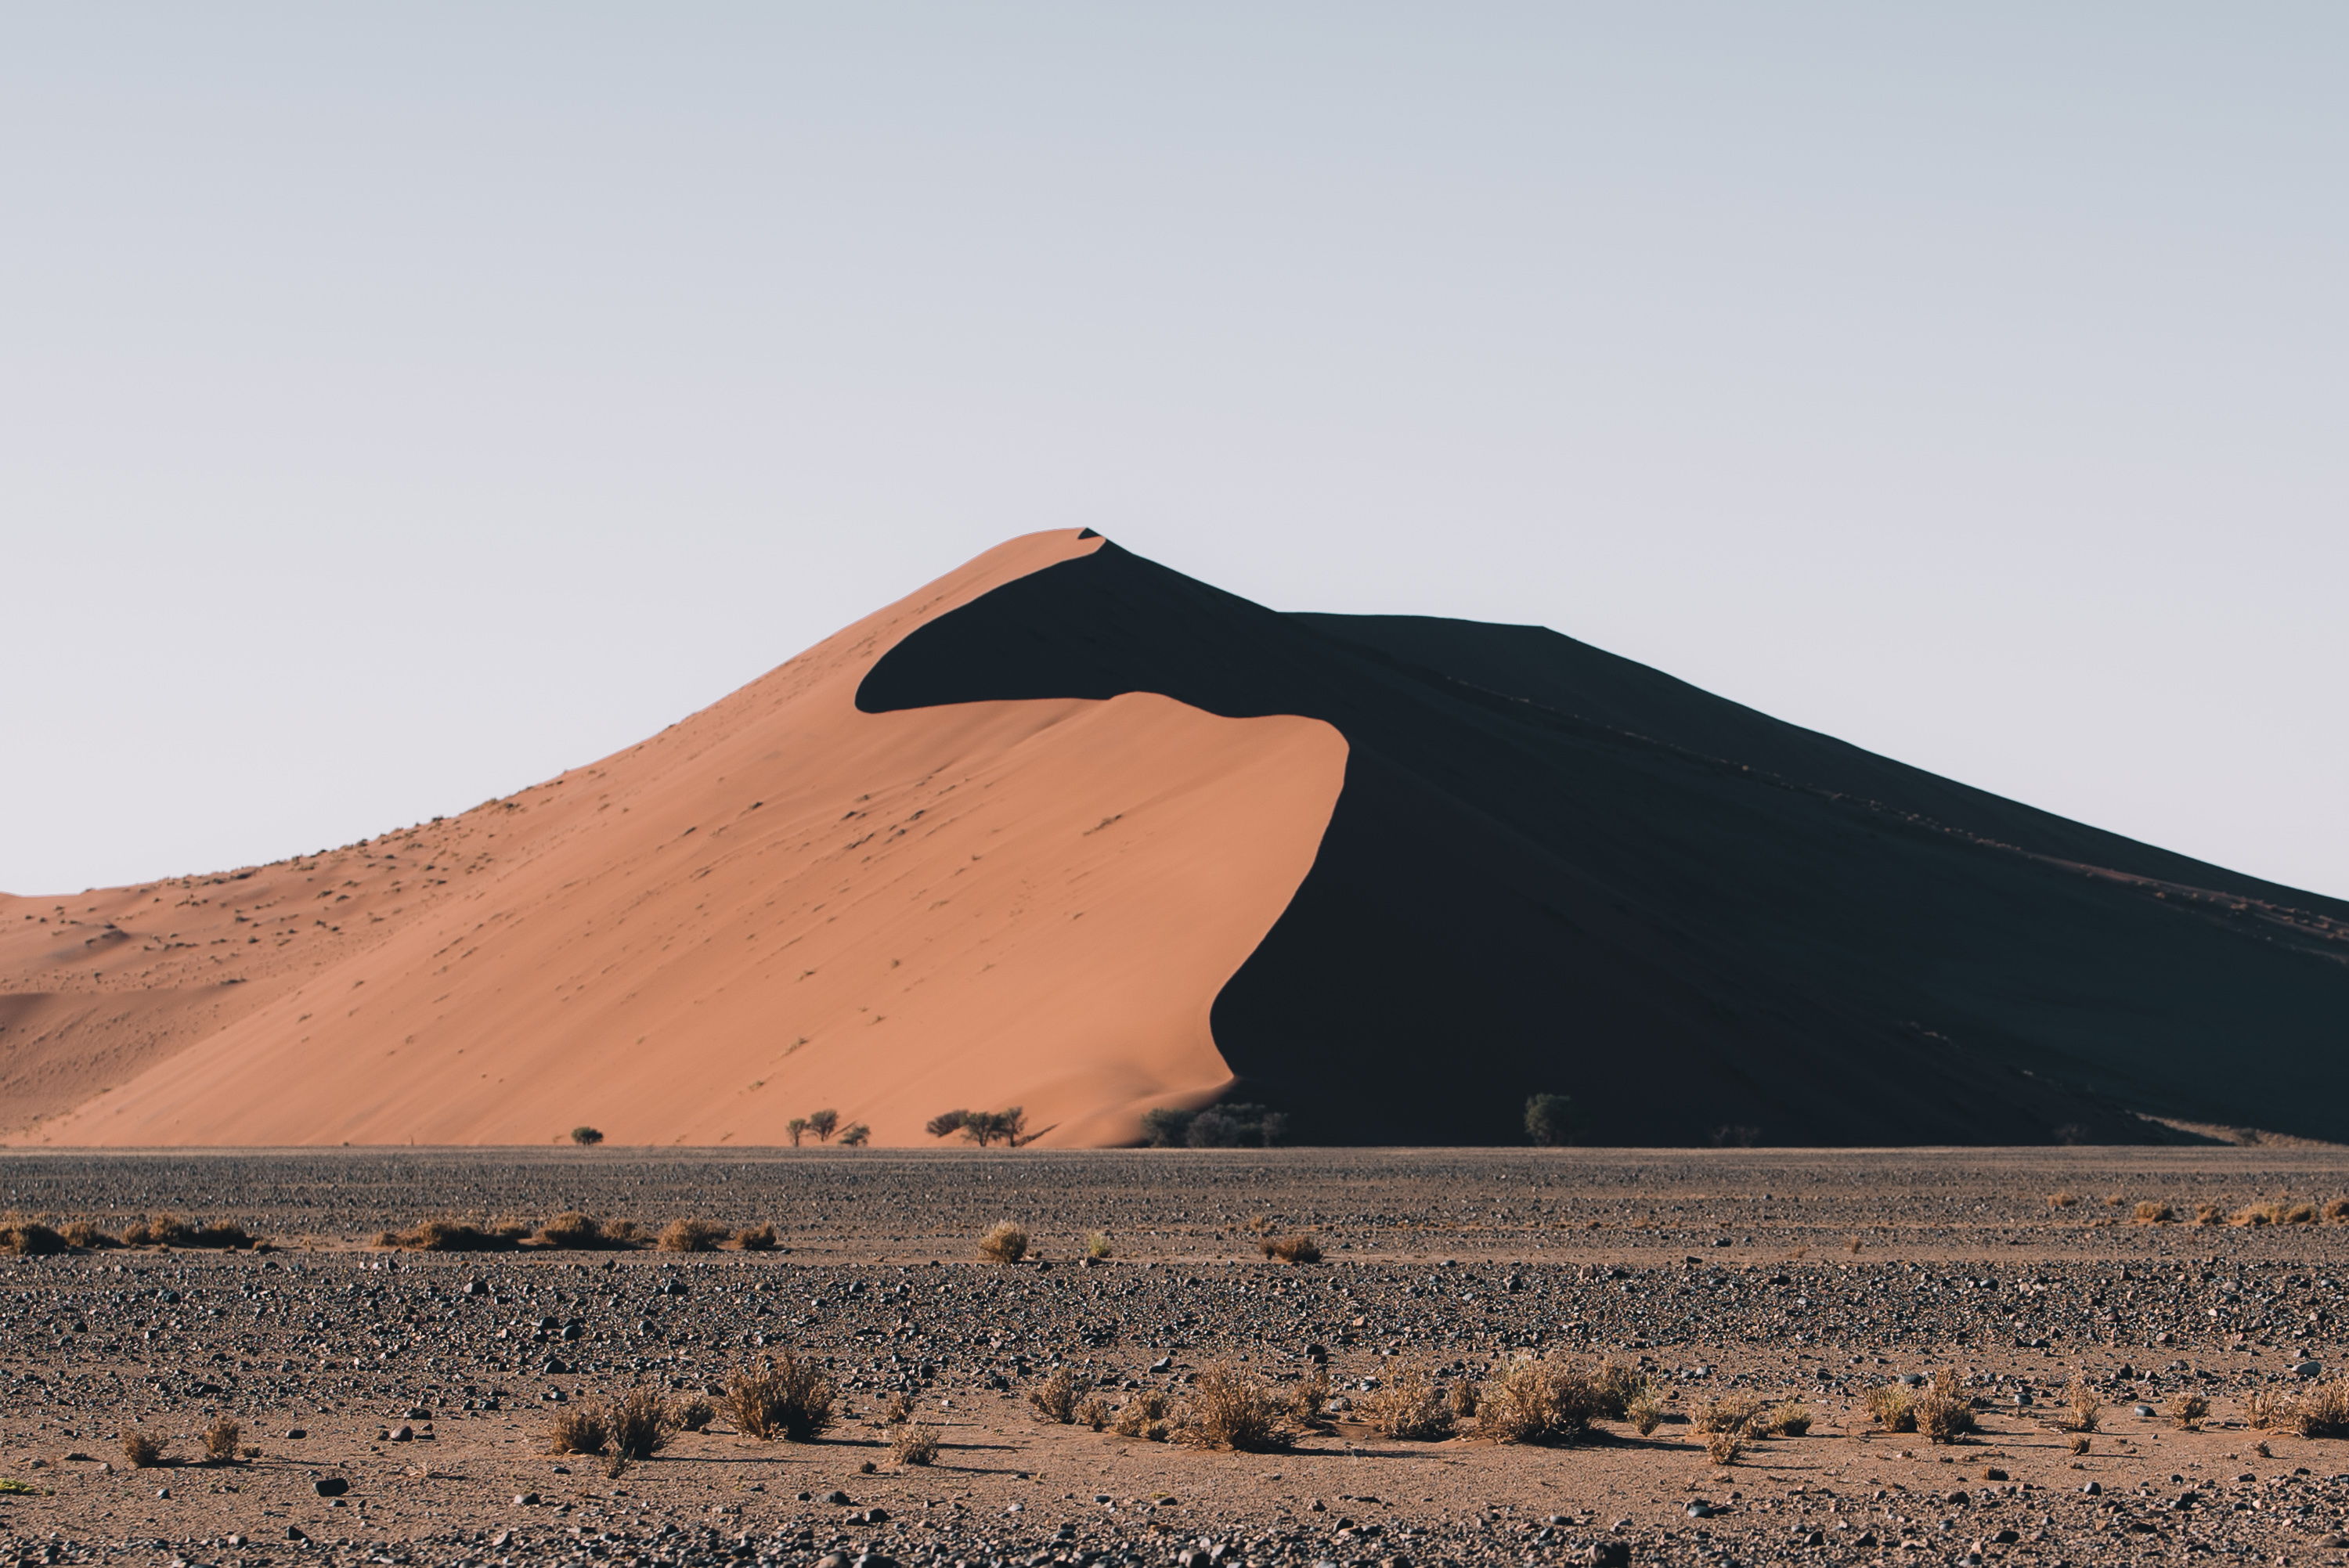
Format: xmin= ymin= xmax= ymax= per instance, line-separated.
xmin=857 ymin=540 xmax=2349 ymax=1145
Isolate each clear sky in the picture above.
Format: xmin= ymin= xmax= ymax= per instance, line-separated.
xmin=3 ymin=5 xmax=2343 ymax=900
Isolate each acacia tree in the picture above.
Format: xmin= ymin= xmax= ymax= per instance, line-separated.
xmin=807 ymin=1109 xmax=840 ymax=1142
xmin=785 ymin=1118 xmax=810 ymax=1148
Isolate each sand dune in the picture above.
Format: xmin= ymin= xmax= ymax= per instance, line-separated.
xmin=2 ymin=531 xmax=1344 ymax=1145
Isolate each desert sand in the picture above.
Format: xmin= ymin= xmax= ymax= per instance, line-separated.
xmin=0 ymin=532 xmax=1344 ymax=1147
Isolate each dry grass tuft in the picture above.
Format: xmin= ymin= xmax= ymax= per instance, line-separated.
xmin=377 ymin=1218 xmax=527 ymax=1252
xmin=1767 ymin=1401 xmax=1813 ymax=1436
xmin=1359 ymin=1366 xmax=1455 ymax=1441
xmin=1290 ymin=1367 xmax=1332 ymax=1426
xmin=1627 ymin=1387 xmax=1668 ymax=1436
xmin=1695 ymin=1396 xmax=1762 ymax=1436
xmin=538 ymin=1212 xmax=641 ymax=1250
xmin=548 ymin=1403 xmax=613 ymax=1455
xmin=2168 ymin=1393 xmax=2210 ymax=1431
xmin=734 ymin=1224 xmax=779 ymax=1252
xmin=2291 ymin=1379 xmax=2349 ymax=1438
xmin=2048 ymin=1191 xmax=2079 ymax=1209
xmin=2326 ymin=1199 xmax=2349 ymax=1223
xmin=977 ymin=1220 xmax=1029 ymax=1264
xmin=2134 ymin=1201 xmax=2175 ymax=1225
xmin=2195 ymin=1202 xmax=2224 ymax=1225
xmin=1028 ymin=1366 xmax=1092 ymax=1424
xmin=2233 ymin=1201 xmax=2320 ymax=1227
xmin=608 ymin=1387 xmax=677 ymax=1458
xmin=1174 ymin=1363 xmax=1287 ymax=1452
xmin=121 ymin=1213 xmax=254 ymax=1249
xmin=202 ymin=1417 xmax=241 ymax=1465
xmin=881 ymin=1392 xmax=916 ymax=1426
xmin=121 ymin=1430 xmax=168 ymax=1468
xmin=725 ymin=1354 xmax=835 ymax=1442
xmin=1261 ymin=1233 xmax=1322 ymax=1264
xmin=1075 ymin=1396 xmax=1111 ymax=1432
xmin=2247 ymin=1388 xmax=2288 ymax=1431
xmin=0 ymin=1214 xmax=69 ymax=1256
xmin=671 ymin=1396 xmax=715 ymax=1433
xmin=889 ymin=1423 xmax=941 ymax=1465
xmin=656 ymin=1218 xmax=731 ymax=1253
xmin=1083 ymin=1231 xmax=1114 ymax=1260
xmin=1113 ymin=1388 xmax=1176 ymax=1443
xmin=1705 ymin=1429 xmax=1745 ymax=1465
xmin=2061 ymin=1376 xmax=2101 ymax=1433
xmin=58 ymin=1220 xmax=120 ymax=1249
xmin=1864 ymin=1384 xmax=1918 ymax=1433
xmin=1916 ymin=1368 xmax=1978 ymax=1444
xmin=1477 ymin=1354 xmax=1610 ymax=1446
xmin=2070 ymin=1433 xmax=2092 ymax=1455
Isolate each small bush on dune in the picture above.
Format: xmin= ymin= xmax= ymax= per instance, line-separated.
xmin=734 ymin=1223 xmax=779 ymax=1252
xmin=726 ymin=1353 xmax=835 ymax=1442
xmin=1262 ymin=1234 xmax=1321 ymax=1264
xmin=978 ymin=1221 xmax=1029 ymax=1264
xmin=1360 ymin=1366 xmax=1455 ymax=1441
xmin=1028 ymin=1366 xmax=1092 ymax=1425
xmin=121 ymin=1430 xmax=168 ymax=1468
xmin=570 ymin=1126 xmax=604 ymax=1146
xmin=889 ymin=1423 xmax=941 ymax=1465
xmin=1174 ymin=1364 xmax=1286 ymax=1452
xmin=203 ymin=1417 xmax=241 ymax=1465
xmin=657 ymin=1218 xmax=731 ymax=1253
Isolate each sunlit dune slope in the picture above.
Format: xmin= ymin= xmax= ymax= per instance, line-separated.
xmin=2 ymin=531 xmax=1347 ymax=1146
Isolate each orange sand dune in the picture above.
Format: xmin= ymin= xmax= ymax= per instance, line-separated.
xmin=2 ymin=531 xmax=1347 ymax=1147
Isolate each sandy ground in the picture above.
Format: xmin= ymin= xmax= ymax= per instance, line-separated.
xmin=5 ymin=1148 xmax=2349 ymax=1566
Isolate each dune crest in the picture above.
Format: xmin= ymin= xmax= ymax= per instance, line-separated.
xmin=4 ymin=530 xmax=1347 ymax=1147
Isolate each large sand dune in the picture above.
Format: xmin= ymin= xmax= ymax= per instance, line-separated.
xmin=7 ymin=530 xmax=2346 ymax=1147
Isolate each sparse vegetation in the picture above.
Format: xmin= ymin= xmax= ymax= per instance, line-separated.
xmin=806 ymin=1109 xmax=839 ymax=1142
xmin=609 ymin=1387 xmax=677 ymax=1459
xmin=1864 ymin=1383 xmax=1918 ymax=1433
xmin=1916 ymin=1368 xmax=1978 ymax=1443
xmin=930 ymin=1108 xmax=1034 ymax=1148
xmin=1524 ymin=1093 xmax=1581 ymax=1147
xmin=656 ymin=1218 xmax=731 ymax=1253
xmin=58 ymin=1220 xmax=120 ymax=1249
xmin=2195 ymin=1202 xmax=2224 ymax=1225
xmin=1076 ymin=1396 xmax=1112 ymax=1432
xmin=1083 ymin=1230 xmax=1114 ymax=1260
xmin=1767 ymin=1401 xmax=1813 ymax=1436
xmin=570 ymin=1126 xmax=604 ymax=1146
xmin=2234 ymin=1201 xmax=2320 ymax=1226
xmin=786 ymin=1118 xmax=810 ymax=1147
xmin=838 ymin=1123 xmax=871 ymax=1147
xmin=1360 ymin=1366 xmax=1455 ymax=1440
xmin=548 ymin=1403 xmax=614 ymax=1455
xmin=538 ymin=1212 xmax=641 ymax=1250
xmin=2134 ymin=1201 xmax=2175 ymax=1224
xmin=2291 ymin=1378 xmax=2349 ymax=1438
xmin=119 ymin=1213 xmax=254 ymax=1249
xmin=671 ymin=1396 xmax=716 ymax=1433
xmin=2062 ymin=1376 xmax=2101 ymax=1433
xmin=1477 ymin=1354 xmax=1610 ymax=1445
xmin=0 ymin=1215 xmax=69 ymax=1256
xmin=376 ymin=1218 xmax=528 ymax=1252
xmin=1626 ymin=1386 xmax=1668 ymax=1436
xmin=725 ymin=1353 xmax=835 ymax=1442
xmin=2326 ymin=1199 xmax=2349 ymax=1223
xmin=1029 ymin=1366 xmax=1092 ymax=1424
xmin=2048 ymin=1191 xmax=2079 ymax=1209
xmin=1695 ymin=1396 xmax=1762 ymax=1436
xmin=2169 ymin=1392 xmax=2210 ymax=1430
xmin=1113 ymin=1388 xmax=1176 ymax=1442
xmin=121 ymin=1430 xmax=168 ymax=1468
xmin=1140 ymin=1104 xmax=1289 ymax=1148
xmin=1173 ymin=1363 xmax=1286 ymax=1451
xmin=202 ymin=1416 xmax=241 ymax=1465
xmin=978 ymin=1220 xmax=1030 ymax=1263
xmin=1291 ymin=1367 xmax=1332 ymax=1426
xmin=734 ymin=1223 xmax=779 ymax=1252
xmin=1261 ymin=1233 xmax=1322 ymax=1264
xmin=889 ymin=1423 xmax=940 ymax=1465
xmin=2071 ymin=1434 xmax=2092 ymax=1455
xmin=1705 ymin=1429 xmax=1745 ymax=1465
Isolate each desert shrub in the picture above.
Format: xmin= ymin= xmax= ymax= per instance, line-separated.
xmin=2234 ymin=1201 xmax=2321 ymax=1227
xmin=2291 ymin=1379 xmax=2349 ymax=1438
xmin=548 ymin=1403 xmax=612 ymax=1455
xmin=2326 ymin=1199 xmax=2349 ymax=1223
xmin=1695 ymin=1396 xmax=1761 ymax=1436
xmin=941 ymin=1108 xmax=1027 ymax=1147
xmin=1076 ymin=1395 xmax=1112 ymax=1431
xmin=1449 ymin=1378 xmax=1480 ymax=1422
xmin=1139 ymin=1108 xmax=1197 ymax=1147
xmin=1174 ymin=1364 xmax=1286 ymax=1452
xmin=2134 ymin=1202 xmax=2175 ymax=1225
xmin=1360 ymin=1367 xmax=1455 ymax=1441
xmin=202 ymin=1417 xmax=240 ymax=1465
xmin=1291 ymin=1367 xmax=1332 ymax=1426
xmin=1768 ymin=1401 xmax=1813 ymax=1437
xmin=121 ymin=1430 xmax=168 ymax=1468
xmin=978 ymin=1220 xmax=1030 ymax=1264
xmin=1113 ymin=1389 xmax=1176 ymax=1442
xmin=1626 ymin=1387 xmax=1667 ymax=1436
xmin=1185 ymin=1104 xmax=1291 ymax=1148
xmin=1524 ymin=1093 xmax=1581 ymax=1147
xmin=2195 ymin=1202 xmax=2224 ymax=1225
xmin=786 ymin=1118 xmax=810 ymax=1146
xmin=379 ymin=1218 xmax=525 ymax=1252
xmin=837 ymin=1123 xmax=870 ymax=1147
xmin=924 ymin=1110 xmax=970 ymax=1138
xmin=1478 ymin=1354 xmax=1608 ymax=1445
xmin=58 ymin=1221 xmax=119 ymax=1249
xmin=1916 ymin=1369 xmax=1978 ymax=1444
xmin=539 ymin=1212 xmax=640 ymax=1249
xmin=2246 ymin=1388 xmax=2288 ymax=1431
xmin=725 ymin=1353 xmax=835 ymax=1442
xmin=0 ymin=1216 xmax=68 ymax=1256
xmin=2062 ymin=1376 xmax=2101 ymax=1433
xmin=657 ymin=1218 xmax=730 ymax=1253
xmin=2169 ymin=1393 xmax=2210 ymax=1431
xmin=889 ymin=1423 xmax=941 ymax=1465
xmin=570 ymin=1126 xmax=604 ymax=1146
xmin=2048 ymin=1191 xmax=2079 ymax=1209
xmin=804 ymin=1109 xmax=839 ymax=1141
xmin=1864 ymin=1385 xmax=1918 ymax=1433
xmin=734 ymin=1224 xmax=779 ymax=1252
xmin=119 ymin=1213 xmax=252 ymax=1249
xmin=1593 ymin=1360 xmax=1650 ymax=1418
xmin=1705 ymin=1429 xmax=1745 ymax=1465
xmin=672 ymin=1396 xmax=716 ymax=1433
xmin=881 ymin=1391 xmax=915 ymax=1426
xmin=1261 ymin=1233 xmax=1322 ymax=1264
xmin=1029 ymin=1366 xmax=1092 ymax=1424
xmin=2070 ymin=1434 xmax=2092 ymax=1455
xmin=1083 ymin=1231 xmax=1114 ymax=1260
xmin=609 ymin=1387 xmax=677 ymax=1459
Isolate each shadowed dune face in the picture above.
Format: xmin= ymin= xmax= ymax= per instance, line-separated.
xmin=2 ymin=531 xmax=1346 ymax=1147
xmin=861 ymin=542 xmax=2349 ymax=1146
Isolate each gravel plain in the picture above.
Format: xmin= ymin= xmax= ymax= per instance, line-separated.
xmin=5 ymin=1147 xmax=2349 ymax=1568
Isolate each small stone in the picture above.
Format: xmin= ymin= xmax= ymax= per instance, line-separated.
xmin=1992 ymin=1530 xmax=2021 ymax=1545
xmin=1584 ymin=1541 xmax=1630 ymax=1567
xmin=154 ymin=1486 xmax=171 ymax=1498
xmin=285 ymin=1527 xmax=309 ymax=1542
xmin=2297 ymin=1361 xmax=2325 ymax=1379
xmin=389 ymin=1423 xmax=414 ymax=1442
xmin=815 ymin=1555 xmax=850 ymax=1568
xmin=283 ymin=1428 xmax=308 ymax=1440
xmin=514 ymin=1491 xmax=540 ymax=1506
xmin=2080 ymin=1481 xmax=2102 ymax=1496
xmin=1983 ymin=1468 xmax=2008 ymax=1482
xmin=1685 ymin=1501 xmax=1714 ymax=1519
xmin=491 ymin=1532 xmax=512 ymax=1549
xmin=823 ymin=1490 xmax=853 ymax=1505
xmin=312 ymin=1477 xmax=348 ymax=1497
xmin=2132 ymin=1404 xmax=2156 ymax=1418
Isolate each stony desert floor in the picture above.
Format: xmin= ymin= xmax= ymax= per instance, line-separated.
xmin=4 ymin=1146 xmax=2349 ymax=1568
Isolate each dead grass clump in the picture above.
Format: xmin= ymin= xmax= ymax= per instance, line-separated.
xmin=0 ymin=1216 xmax=69 ymax=1256
xmin=377 ymin=1218 xmax=526 ymax=1252
xmin=1864 ymin=1383 xmax=1918 ymax=1433
xmin=1174 ymin=1363 xmax=1287 ymax=1452
xmin=2134 ymin=1202 xmax=2175 ymax=1225
xmin=2233 ymin=1201 xmax=2321 ymax=1227
xmin=609 ymin=1388 xmax=677 ymax=1459
xmin=889 ymin=1423 xmax=941 ymax=1465
xmin=1626 ymin=1387 xmax=1668 ymax=1436
xmin=1360 ymin=1367 xmax=1455 ymax=1441
xmin=2326 ymin=1199 xmax=2349 ymax=1223
xmin=121 ymin=1430 xmax=168 ymax=1468
xmin=2290 ymin=1379 xmax=2349 ymax=1438
xmin=1695 ymin=1396 xmax=1762 ymax=1436
xmin=671 ymin=1395 xmax=715 ymax=1433
xmin=1291 ymin=1367 xmax=1332 ymax=1426
xmin=1076 ymin=1396 xmax=1111 ymax=1432
xmin=2195 ymin=1202 xmax=2224 ymax=1225
xmin=536 ymin=1212 xmax=640 ymax=1249
xmin=1113 ymin=1389 xmax=1176 ymax=1442
xmin=58 ymin=1221 xmax=120 ymax=1249
xmin=1028 ymin=1366 xmax=1092 ymax=1424
xmin=725 ymin=1353 xmax=835 ymax=1442
xmin=1448 ymin=1378 xmax=1479 ymax=1422
xmin=202 ymin=1417 xmax=241 ymax=1465
xmin=734 ymin=1224 xmax=779 ymax=1252
xmin=1705 ymin=1429 xmax=1745 ymax=1465
xmin=1083 ymin=1231 xmax=1114 ymax=1260
xmin=1916 ymin=1369 xmax=1978 ymax=1444
xmin=2048 ymin=1191 xmax=2079 ymax=1209
xmin=2169 ymin=1393 xmax=2210 ymax=1431
xmin=881 ymin=1391 xmax=916 ymax=1426
xmin=1767 ymin=1401 xmax=1813 ymax=1436
xmin=121 ymin=1213 xmax=254 ymax=1249
xmin=1261 ymin=1233 xmax=1322 ymax=1264
xmin=977 ymin=1220 xmax=1029 ymax=1264
xmin=548 ymin=1403 xmax=613 ymax=1455
xmin=1477 ymin=1354 xmax=1607 ymax=1445
xmin=2062 ymin=1376 xmax=2101 ymax=1433
xmin=2103 ymin=1193 xmax=2127 ymax=1208
xmin=2246 ymin=1388 xmax=2288 ymax=1431
xmin=2070 ymin=1434 xmax=2092 ymax=1455
xmin=656 ymin=1218 xmax=731 ymax=1253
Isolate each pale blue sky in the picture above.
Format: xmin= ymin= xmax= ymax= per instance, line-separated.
xmin=4 ymin=5 xmax=2344 ymax=898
